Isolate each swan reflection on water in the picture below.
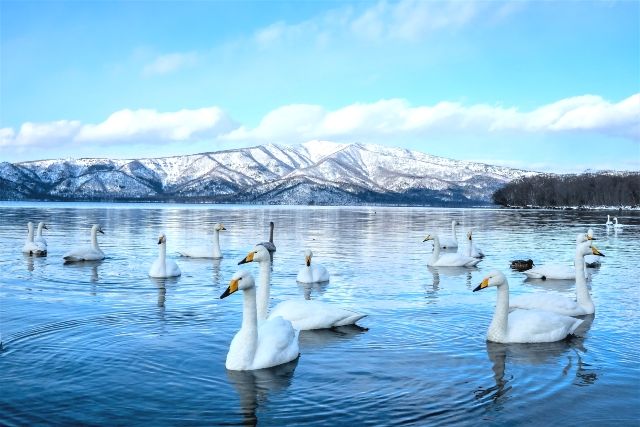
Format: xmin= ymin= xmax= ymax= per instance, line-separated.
xmin=299 ymin=280 xmax=330 ymax=300
xmin=475 ymin=314 xmax=597 ymax=404
xmin=226 ymin=358 xmax=299 ymax=426
xmin=62 ymin=259 xmax=103 ymax=285
xmin=148 ymin=276 xmax=180 ymax=308
xmin=428 ymin=266 xmax=476 ymax=289
xmin=298 ymin=324 xmax=368 ymax=350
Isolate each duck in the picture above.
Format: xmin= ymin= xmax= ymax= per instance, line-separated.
xmin=63 ymin=224 xmax=105 ymax=262
xmin=423 ymin=234 xmax=481 ymax=267
xmin=613 ymin=217 xmax=623 ymax=228
xmin=35 ymin=222 xmax=48 ymax=246
xmin=220 ymin=270 xmax=299 ymax=371
xmin=296 ymin=249 xmax=330 ymax=283
xmin=510 ymin=240 xmax=604 ymax=316
xmin=149 ymin=233 xmax=182 ymax=278
xmin=510 ymin=259 xmax=534 ymax=272
xmin=465 ymin=229 xmax=485 ymax=258
xmin=583 ymin=228 xmax=602 ymax=268
xmin=523 ymin=233 xmax=592 ymax=280
xmin=22 ymin=222 xmax=47 ymax=256
xmin=239 ymin=245 xmax=366 ymax=330
xmin=437 ymin=220 xmax=459 ymax=249
xmin=605 ymin=215 xmax=613 ymax=226
xmin=473 ymin=270 xmax=583 ymax=343
xmin=178 ymin=223 xmax=226 ymax=259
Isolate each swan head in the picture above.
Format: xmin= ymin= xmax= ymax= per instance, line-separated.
xmin=473 ymin=270 xmax=506 ymax=292
xmin=422 ymin=233 xmax=436 ymax=243
xmin=214 ymin=223 xmax=226 ymax=232
xmin=304 ymin=249 xmax=313 ymax=266
xmin=466 ymin=230 xmax=473 ymax=241
xmin=27 ymin=221 xmax=34 ymax=231
xmin=579 ymin=241 xmax=605 ymax=257
xmin=92 ymin=224 xmax=104 ymax=235
xmin=157 ymin=233 xmax=166 ymax=244
xmin=38 ymin=222 xmax=48 ymax=230
xmin=575 ymin=232 xmax=593 ymax=244
xmin=220 ymin=270 xmax=255 ymax=299
xmin=238 ymin=245 xmax=271 ymax=265
xmin=452 ymin=220 xmax=458 ymax=226
xmin=587 ymin=228 xmax=594 ymax=239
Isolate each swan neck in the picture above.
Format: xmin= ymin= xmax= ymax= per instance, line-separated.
xmin=451 ymin=222 xmax=457 ymax=239
xmin=269 ymin=223 xmax=274 ymax=244
xmin=212 ymin=230 xmax=221 ymax=256
xmin=257 ymin=260 xmax=271 ymax=321
xmin=91 ymin=229 xmax=100 ymax=250
xmin=27 ymin=224 xmax=34 ymax=242
xmin=488 ymin=282 xmax=509 ymax=340
xmin=574 ymin=250 xmax=593 ymax=309
xmin=241 ymin=286 xmax=259 ymax=362
xmin=431 ymin=236 xmax=441 ymax=263
xmin=37 ymin=223 xmax=43 ymax=237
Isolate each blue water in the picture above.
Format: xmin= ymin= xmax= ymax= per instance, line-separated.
xmin=1 ymin=202 xmax=639 ymax=425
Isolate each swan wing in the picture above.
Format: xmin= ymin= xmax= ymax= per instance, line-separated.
xmin=177 ymin=247 xmax=219 ymax=258
xmin=510 ymin=293 xmax=585 ymax=316
xmin=252 ymin=316 xmax=299 ymax=369
xmin=270 ymin=300 xmax=366 ymax=330
xmin=63 ymin=246 xmax=104 ymax=262
xmin=523 ymin=264 xmax=575 ymax=280
xmin=505 ymin=309 xmax=583 ymax=343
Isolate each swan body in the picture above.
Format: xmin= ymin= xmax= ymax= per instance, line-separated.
xmin=63 ymin=224 xmax=105 ymax=262
xmin=523 ymin=233 xmax=592 ymax=280
xmin=613 ymin=217 xmax=623 ymax=228
xmin=465 ymin=230 xmax=485 ymax=258
xmin=605 ymin=215 xmax=613 ymax=226
xmin=22 ymin=222 xmax=47 ymax=256
xmin=238 ymin=245 xmax=366 ymax=330
xmin=149 ymin=233 xmax=182 ymax=278
xmin=296 ymin=249 xmax=330 ymax=283
xmin=438 ymin=220 xmax=458 ymax=249
xmin=221 ymin=270 xmax=299 ymax=371
xmin=178 ymin=223 xmax=226 ymax=259
xmin=34 ymin=222 xmax=48 ymax=246
xmin=423 ymin=234 xmax=481 ymax=267
xmin=474 ymin=271 xmax=583 ymax=343
xmin=510 ymin=241 xmax=604 ymax=316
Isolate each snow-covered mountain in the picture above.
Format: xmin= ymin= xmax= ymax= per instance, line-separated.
xmin=0 ymin=142 xmax=536 ymax=205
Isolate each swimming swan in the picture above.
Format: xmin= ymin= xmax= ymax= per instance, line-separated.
xmin=258 ymin=221 xmax=277 ymax=254
xmin=510 ymin=240 xmax=604 ymax=316
xmin=605 ymin=215 xmax=613 ymax=226
xmin=473 ymin=271 xmax=583 ymax=343
xmin=63 ymin=224 xmax=105 ymax=262
xmin=438 ymin=220 xmax=459 ymax=249
xmin=35 ymin=222 xmax=48 ymax=246
xmin=523 ymin=233 xmax=592 ymax=280
xmin=613 ymin=217 xmax=623 ymax=228
xmin=149 ymin=233 xmax=182 ymax=278
xmin=423 ymin=234 xmax=481 ymax=267
xmin=239 ymin=245 xmax=366 ymax=330
xmin=178 ymin=223 xmax=226 ymax=259
xmin=221 ymin=270 xmax=299 ymax=371
xmin=296 ymin=249 xmax=330 ymax=283
xmin=465 ymin=229 xmax=485 ymax=258
xmin=22 ymin=222 xmax=47 ymax=256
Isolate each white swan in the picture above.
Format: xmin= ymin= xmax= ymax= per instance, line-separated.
xmin=605 ymin=215 xmax=613 ymax=226
xmin=178 ymin=223 xmax=226 ymax=259
xmin=523 ymin=233 xmax=592 ymax=280
xmin=63 ymin=224 xmax=105 ymax=262
xmin=35 ymin=222 xmax=48 ymax=246
xmin=473 ymin=270 xmax=583 ymax=343
xmin=296 ymin=249 xmax=330 ymax=283
xmin=239 ymin=245 xmax=366 ymax=330
xmin=510 ymin=241 xmax=604 ymax=316
xmin=149 ymin=233 xmax=182 ymax=278
xmin=583 ymin=228 xmax=602 ymax=268
xmin=423 ymin=234 xmax=481 ymax=267
xmin=220 ymin=270 xmax=299 ymax=371
xmin=22 ymin=222 xmax=47 ymax=256
xmin=465 ymin=229 xmax=485 ymax=258
xmin=613 ymin=217 xmax=623 ymax=228
xmin=438 ymin=220 xmax=459 ymax=249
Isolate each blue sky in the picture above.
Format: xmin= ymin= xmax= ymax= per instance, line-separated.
xmin=1 ymin=0 xmax=639 ymax=172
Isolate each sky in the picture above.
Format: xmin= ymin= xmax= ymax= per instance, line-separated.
xmin=1 ymin=0 xmax=639 ymax=173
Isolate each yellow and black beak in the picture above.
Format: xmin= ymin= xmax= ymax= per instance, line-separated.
xmin=305 ymin=255 xmax=311 ymax=267
xmin=238 ymin=251 xmax=255 ymax=265
xmin=220 ymin=225 xmax=226 ymax=231
xmin=43 ymin=224 xmax=49 ymax=230
xmin=220 ymin=279 xmax=239 ymax=299
xmin=98 ymin=229 xmax=105 ymax=234
xmin=422 ymin=235 xmax=432 ymax=243
xmin=473 ymin=278 xmax=490 ymax=292
xmin=157 ymin=237 xmax=163 ymax=244
xmin=591 ymin=245 xmax=605 ymax=257
xmin=587 ymin=235 xmax=596 ymax=240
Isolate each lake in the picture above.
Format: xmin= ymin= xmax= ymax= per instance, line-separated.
xmin=1 ymin=202 xmax=639 ymax=426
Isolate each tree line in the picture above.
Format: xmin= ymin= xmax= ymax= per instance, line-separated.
xmin=493 ymin=172 xmax=640 ymax=207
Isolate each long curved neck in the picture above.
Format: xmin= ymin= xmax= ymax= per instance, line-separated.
xmin=27 ymin=224 xmax=34 ymax=242
xmin=574 ymin=249 xmax=594 ymax=311
xmin=269 ymin=223 xmax=274 ymax=244
xmin=431 ymin=236 xmax=441 ymax=263
xmin=241 ymin=287 xmax=258 ymax=365
xmin=466 ymin=237 xmax=472 ymax=257
xmin=212 ymin=230 xmax=221 ymax=257
xmin=91 ymin=229 xmax=100 ymax=250
xmin=257 ymin=259 xmax=272 ymax=321
xmin=37 ymin=223 xmax=43 ymax=237
xmin=451 ymin=222 xmax=457 ymax=239
xmin=488 ymin=282 xmax=509 ymax=340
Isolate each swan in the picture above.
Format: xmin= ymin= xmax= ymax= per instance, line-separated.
xmin=583 ymin=228 xmax=602 ymax=268
xmin=473 ymin=270 xmax=583 ymax=343
xmin=239 ymin=245 xmax=366 ymax=330
xmin=523 ymin=233 xmax=592 ymax=280
xmin=296 ymin=249 xmax=330 ymax=283
xmin=465 ymin=229 xmax=485 ymax=258
xmin=510 ymin=241 xmax=604 ymax=316
xmin=258 ymin=221 xmax=277 ymax=254
xmin=613 ymin=217 xmax=623 ymax=228
xmin=437 ymin=220 xmax=459 ymax=249
xmin=35 ymin=222 xmax=48 ymax=246
xmin=63 ymin=224 xmax=105 ymax=262
xmin=220 ymin=270 xmax=299 ymax=371
xmin=22 ymin=222 xmax=47 ymax=256
xmin=178 ymin=223 xmax=226 ymax=259
xmin=149 ymin=233 xmax=182 ymax=278
xmin=423 ymin=234 xmax=481 ymax=267
xmin=605 ymin=215 xmax=613 ymax=226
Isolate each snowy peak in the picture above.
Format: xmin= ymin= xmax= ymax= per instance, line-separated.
xmin=0 ymin=142 xmax=535 ymax=205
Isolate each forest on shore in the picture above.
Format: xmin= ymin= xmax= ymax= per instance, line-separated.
xmin=492 ymin=172 xmax=640 ymax=208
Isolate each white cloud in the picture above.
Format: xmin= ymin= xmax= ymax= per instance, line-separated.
xmin=142 ymin=52 xmax=198 ymax=76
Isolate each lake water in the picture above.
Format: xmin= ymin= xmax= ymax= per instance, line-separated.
xmin=1 ymin=202 xmax=639 ymax=426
